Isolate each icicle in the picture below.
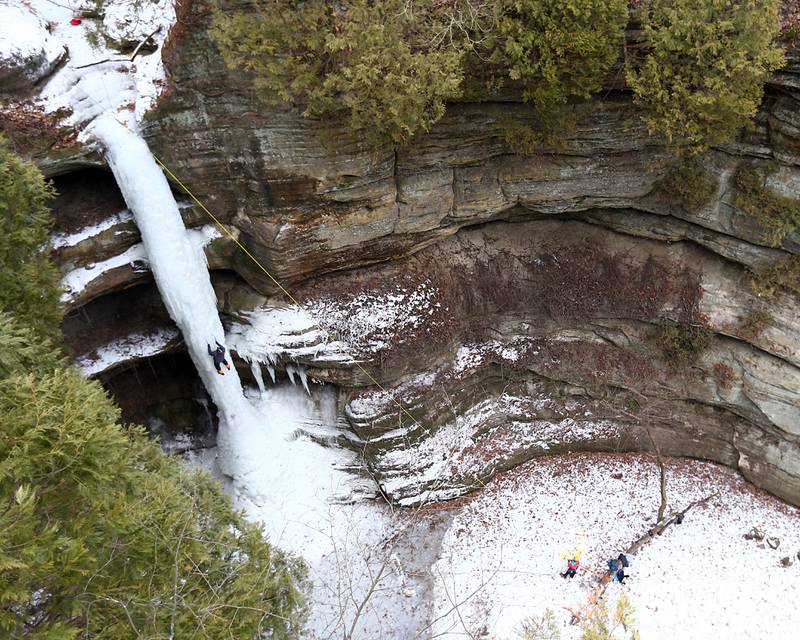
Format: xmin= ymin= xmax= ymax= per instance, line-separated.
xmin=250 ymin=360 xmax=266 ymax=396
xmin=286 ymin=364 xmax=297 ymax=385
xmin=297 ymin=365 xmax=310 ymax=395
xmin=198 ymin=398 xmax=213 ymax=423
xmin=266 ymin=363 xmax=276 ymax=383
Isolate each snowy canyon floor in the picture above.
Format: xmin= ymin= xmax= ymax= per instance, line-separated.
xmin=185 ymin=384 xmax=800 ymax=640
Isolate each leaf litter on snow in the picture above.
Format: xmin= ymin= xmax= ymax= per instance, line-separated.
xmin=429 ymin=453 xmax=800 ymax=640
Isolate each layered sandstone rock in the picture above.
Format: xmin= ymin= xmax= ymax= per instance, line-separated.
xmin=36 ymin=1 xmax=800 ymax=505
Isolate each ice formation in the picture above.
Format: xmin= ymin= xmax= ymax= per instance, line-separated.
xmin=88 ymin=116 xmax=254 ymax=443
xmin=250 ymin=360 xmax=267 ymax=396
xmin=20 ymin=0 xmax=260 ymax=476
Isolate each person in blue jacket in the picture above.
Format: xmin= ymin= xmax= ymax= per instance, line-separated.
xmin=608 ymin=553 xmax=630 ymax=583
xmin=208 ymin=340 xmax=230 ymax=375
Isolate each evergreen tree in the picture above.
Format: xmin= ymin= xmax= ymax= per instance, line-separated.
xmin=485 ymin=0 xmax=627 ymax=115
xmin=210 ymin=0 xmax=464 ymax=146
xmin=0 ymin=136 xmax=62 ymax=339
xmin=0 ymin=312 xmax=63 ymax=379
xmin=627 ymin=0 xmax=784 ymax=153
xmin=0 ymin=355 xmax=307 ymax=638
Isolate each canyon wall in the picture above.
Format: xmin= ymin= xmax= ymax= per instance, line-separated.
xmin=34 ymin=1 xmax=800 ymax=505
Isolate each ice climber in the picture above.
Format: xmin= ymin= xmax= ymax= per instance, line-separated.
xmin=208 ymin=340 xmax=230 ymax=375
xmin=561 ymin=558 xmax=580 ymax=579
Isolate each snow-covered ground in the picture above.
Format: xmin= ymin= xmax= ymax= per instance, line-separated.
xmin=194 ymin=429 xmax=800 ymax=640
xmin=430 ymin=454 xmax=800 ymax=640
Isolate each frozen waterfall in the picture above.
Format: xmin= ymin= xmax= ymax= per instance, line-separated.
xmin=87 ymin=115 xmax=257 ymax=477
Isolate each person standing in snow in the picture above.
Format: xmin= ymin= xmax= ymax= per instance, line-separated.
xmin=561 ymin=558 xmax=580 ymax=578
xmin=607 ymin=554 xmax=629 ymax=584
xmin=208 ymin=340 xmax=230 ymax=375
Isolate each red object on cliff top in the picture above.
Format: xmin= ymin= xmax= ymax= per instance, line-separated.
xmin=70 ymin=18 xmax=82 ymax=26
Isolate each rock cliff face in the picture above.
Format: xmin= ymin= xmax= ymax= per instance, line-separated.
xmin=39 ymin=1 xmax=800 ymax=505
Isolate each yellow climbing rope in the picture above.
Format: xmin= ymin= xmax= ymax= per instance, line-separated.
xmin=152 ymin=154 xmax=423 ymax=429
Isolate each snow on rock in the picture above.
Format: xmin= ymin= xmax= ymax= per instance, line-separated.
xmin=306 ymin=278 xmax=446 ymax=356
xmin=0 ymin=3 xmax=65 ymax=90
xmin=230 ymin=307 xmax=351 ymax=398
xmin=186 ymin=223 xmax=222 ymax=247
xmin=430 ymin=454 xmax=800 ymax=640
xmin=346 ymin=372 xmax=436 ymax=425
xmin=51 ymin=208 xmax=134 ymax=250
xmin=101 ymin=0 xmax=170 ymax=49
xmin=58 ymin=223 xmax=219 ymax=304
xmin=452 ymin=338 xmax=539 ymax=377
xmin=374 ymin=393 xmax=621 ymax=505
xmin=228 ymin=304 xmax=352 ymax=374
xmin=60 ymin=241 xmax=147 ymax=303
xmin=77 ymin=327 xmax=180 ymax=376
xmin=31 ymin=0 xmax=175 ymax=123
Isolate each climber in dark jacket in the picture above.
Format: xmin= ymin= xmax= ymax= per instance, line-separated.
xmin=208 ymin=340 xmax=230 ymax=375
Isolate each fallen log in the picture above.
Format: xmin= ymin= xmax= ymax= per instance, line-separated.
xmin=626 ymin=492 xmax=718 ymax=556
xmin=591 ymin=491 xmax=719 ymax=601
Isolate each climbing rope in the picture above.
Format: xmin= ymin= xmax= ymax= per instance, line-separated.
xmin=152 ymin=154 xmax=426 ymax=431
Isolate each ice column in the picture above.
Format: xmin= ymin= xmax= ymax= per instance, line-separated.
xmin=89 ymin=115 xmax=252 ymax=435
